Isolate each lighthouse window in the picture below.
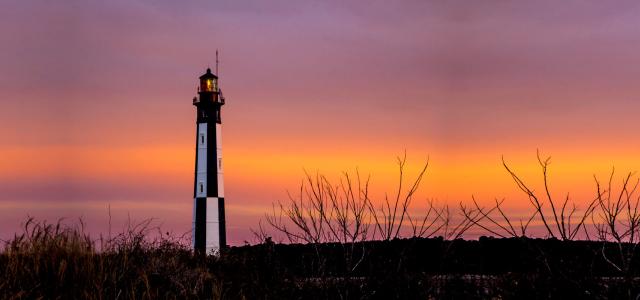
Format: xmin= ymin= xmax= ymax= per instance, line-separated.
xmin=200 ymin=134 xmax=205 ymax=145
xmin=218 ymin=159 xmax=222 ymax=169
xmin=201 ymin=79 xmax=214 ymax=92
xmin=199 ymin=182 xmax=204 ymax=193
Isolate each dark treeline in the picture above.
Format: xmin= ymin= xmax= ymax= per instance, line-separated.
xmin=228 ymin=237 xmax=640 ymax=299
xmin=235 ymin=237 xmax=639 ymax=277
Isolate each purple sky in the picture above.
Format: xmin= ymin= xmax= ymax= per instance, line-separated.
xmin=2 ymin=0 xmax=640 ymax=244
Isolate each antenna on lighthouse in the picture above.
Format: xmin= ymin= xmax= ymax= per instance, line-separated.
xmin=215 ymin=49 xmax=219 ymax=76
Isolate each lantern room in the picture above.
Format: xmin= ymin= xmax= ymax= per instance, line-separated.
xmin=199 ymin=68 xmax=218 ymax=92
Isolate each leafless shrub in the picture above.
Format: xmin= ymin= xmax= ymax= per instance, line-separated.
xmin=367 ymin=153 xmax=429 ymax=240
xmin=501 ymin=151 xmax=599 ymax=240
xmin=262 ymin=153 xmax=478 ymax=246
xmin=460 ymin=197 xmax=537 ymax=238
xmin=407 ymin=199 xmax=450 ymax=239
xmin=264 ymin=169 xmax=373 ymax=244
xmin=592 ymin=169 xmax=640 ymax=288
xmin=264 ymin=154 xmax=429 ymax=244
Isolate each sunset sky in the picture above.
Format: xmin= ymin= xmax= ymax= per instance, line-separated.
xmin=3 ymin=1 xmax=640 ymax=244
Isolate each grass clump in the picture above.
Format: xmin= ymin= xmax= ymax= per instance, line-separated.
xmin=0 ymin=218 xmax=222 ymax=299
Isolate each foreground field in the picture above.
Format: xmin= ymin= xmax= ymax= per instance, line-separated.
xmin=1 ymin=219 xmax=639 ymax=299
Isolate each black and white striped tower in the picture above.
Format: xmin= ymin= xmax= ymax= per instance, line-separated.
xmin=192 ymin=67 xmax=226 ymax=253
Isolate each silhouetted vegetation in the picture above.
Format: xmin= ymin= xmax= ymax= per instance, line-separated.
xmin=2 ymin=153 xmax=640 ymax=299
xmin=1 ymin=219 xmax=639 ymax=299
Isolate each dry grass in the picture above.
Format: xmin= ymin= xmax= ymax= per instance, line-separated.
xmin=0 ymin=218 xmax=223 ymax=300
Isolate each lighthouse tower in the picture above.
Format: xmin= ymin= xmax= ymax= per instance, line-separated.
xmin=192 ymin=67 xmax=226 ymax=253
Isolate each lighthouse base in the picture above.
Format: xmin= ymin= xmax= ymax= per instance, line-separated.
xmin=193 ymin=197 xmax=226 ymax=254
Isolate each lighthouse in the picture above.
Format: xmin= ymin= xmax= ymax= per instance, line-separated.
xmin=192 ymin=67 xmax=226 ymax=253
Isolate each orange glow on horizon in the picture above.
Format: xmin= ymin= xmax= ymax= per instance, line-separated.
xmin=3 ymin=143 xmax=639 ymax=210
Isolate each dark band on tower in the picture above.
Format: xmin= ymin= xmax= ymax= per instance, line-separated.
xmin=193 ymin=67 xmax=226 ymax=253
